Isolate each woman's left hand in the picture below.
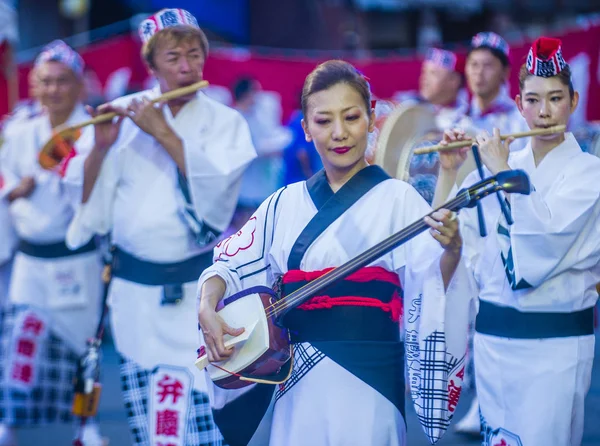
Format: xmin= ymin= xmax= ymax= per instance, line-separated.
xmin=424 ymin=208 xmax=462 ymax=256
xmin=476 ymin=128 xmax=513 ymax=175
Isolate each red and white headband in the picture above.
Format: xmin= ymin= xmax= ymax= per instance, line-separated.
xmin=34 ymin=40 xmax=84 ymax=77
xmin=425 ymin=48 xmax=465 ymax=74
xmin=138 ymin=8 xmax=199 ymax=44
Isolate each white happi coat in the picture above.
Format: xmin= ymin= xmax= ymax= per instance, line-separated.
xmin=198 ymin=172 xmax=473 ymax=446
xmin=64 ymin=88 xmax=257 ymax=391
xmin=0 ymin=105 xmax=103 ymax=354
xmin=1 ymin=107 xmax=43 ymax=309
xmin=459 ymin=133 xmax=600 ymax=446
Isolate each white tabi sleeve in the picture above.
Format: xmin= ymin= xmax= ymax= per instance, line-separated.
xmin=183 ymin=110 xmax=257 ymax=233
xmin=63 ymin=127 xmax=121 ymax=249
xmin=396 ymin=185 xmax=474 ymax=444
xmin=506 ymin=160 xmax=600 ymax=289
xmin=197 ymin=186 xmax=285 ymax=299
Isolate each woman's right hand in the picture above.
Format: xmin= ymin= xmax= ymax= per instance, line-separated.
xmin=87 ymin=104 xmax=126 ymax=152
xmin=198 ymin=307 xmax=245 ymax=363
xmin=438 ymin=128 xmax=471 ymax=172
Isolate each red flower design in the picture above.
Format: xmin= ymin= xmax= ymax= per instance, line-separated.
xmin=217 ymin=216 xmax=257 ymax=260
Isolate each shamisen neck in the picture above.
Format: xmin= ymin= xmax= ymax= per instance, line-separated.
xmin=268 ymin=191 xmax=473 ymax=320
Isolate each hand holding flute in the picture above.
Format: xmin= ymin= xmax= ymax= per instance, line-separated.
xmin=414 ymin=125 xmax=566 ymax=155
xmin=39 ymin=80 xmax=209 ymax=169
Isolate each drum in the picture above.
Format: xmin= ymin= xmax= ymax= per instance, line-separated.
xmin=374 ymin=102 xmax=475 ymax=205
xmin=366 ymin=99 xmax=398 ymax=163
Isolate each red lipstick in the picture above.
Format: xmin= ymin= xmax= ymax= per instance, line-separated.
xmin=332 ymin=146 xmax=352 ymax=154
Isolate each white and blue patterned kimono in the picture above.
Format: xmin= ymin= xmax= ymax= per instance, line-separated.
xmin=198 ymin=165 xmax=474 ymax=446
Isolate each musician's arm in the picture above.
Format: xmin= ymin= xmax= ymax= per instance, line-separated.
xmin=153 ymin=127 xmax=186 ymax=175
xmin=198 ymin=275 xmax=226 ymax=312
xmin=432 ymin=130 xmax=470 ymax=208
xmin=125 ymin=98 xmax=187 ymax=174
xmin=82 ymin=146 xmax=108 ymax=204
xmin=197 ymin=188 xmax=284 ymax=361
xmin=63 ymin=128 xmax=120 ymax=249
xmin=432 ymin=167 xmax=459 ymax=208
xmin=80 ymin=104 xmax=126 ymax=203
xmin=198 ymin=274 xmax=244 ymax=361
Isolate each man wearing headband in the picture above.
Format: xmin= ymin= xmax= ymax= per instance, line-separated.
xmin=437 ymin=32 xmax=531 ymax=435
xmin=418 ymin=47 xmax=468 ymax=129
xmin=63 ymin=8 xmax=256 ymax=445
xmin=440 ymin=36 xmax=600 ymax=445
xmin=462 ymin=32 xmax=529 ymax=151
xmin=369 ymin=47 xmax=468 ymax=185
xmin=0 ymin=40 xmax=105 ymax=445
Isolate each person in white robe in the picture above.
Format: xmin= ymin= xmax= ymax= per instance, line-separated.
xmin=436 ymin=37 xmax=600 ymax=446
xmin=0 ymin=67 xmax=42 ymax=312
xmin=0 ymin=41 xmax=105 ymax=446
xmin=398 ymin=47 xmax=469 ymax=130
xmin=459 ymin=32 xmax=529 ymax=153
xmin=437 ymin=31 xmax=531 ymax=434
xmin=197 ymin=60 xmax=475 ymax=446
xmin=401 ymin=47 xmax=470 ymax=205
xmin=63 ymin=9 xmax=257 ymax=446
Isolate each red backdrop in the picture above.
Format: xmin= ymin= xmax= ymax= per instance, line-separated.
xmin=10 ymin=23 xmax=600 ymax=123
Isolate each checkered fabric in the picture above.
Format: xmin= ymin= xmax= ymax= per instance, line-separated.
xmin=0 ymin=305 xmax=78 ymax=426
xmin=275 ymin=342 xmax=325 ymax=401
xmin=407 ymin=330 xmax=464 ymax=443
xmin=119 ymin=356 xmax=223 ymax=446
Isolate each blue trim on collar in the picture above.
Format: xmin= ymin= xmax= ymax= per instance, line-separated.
xmin=289 ymin=165 xmax=391 ymax=271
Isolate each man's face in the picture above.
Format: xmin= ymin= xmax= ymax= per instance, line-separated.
xmin=150 ymin=37 xmax=205 ymax=104
xmin=465 ymin=49 xmax=508 ymax=100
xmin=36 ymin=61 xmax=82 ymax=115
xmin=419 ymin=61 xmax=460 ymax=105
